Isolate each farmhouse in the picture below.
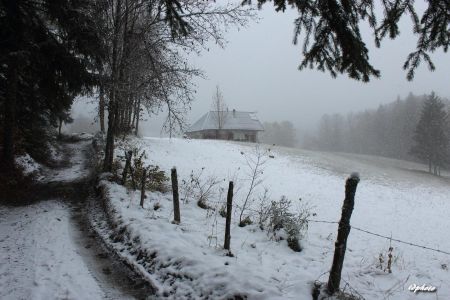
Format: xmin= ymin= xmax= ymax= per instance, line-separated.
xmin=185 ymin=109 xmax=264 ymax=142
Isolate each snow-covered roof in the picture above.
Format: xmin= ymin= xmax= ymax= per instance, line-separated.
xmin=186 ymin=110 xmax=264 ymax=133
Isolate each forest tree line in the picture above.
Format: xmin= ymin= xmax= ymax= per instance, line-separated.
xmin=305 ymin=93 xmax=450 ymax=173
xmin=261 ymin=121 xmax=297 ymax=148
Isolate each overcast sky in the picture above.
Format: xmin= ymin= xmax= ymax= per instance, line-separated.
xmin=73 ymin=2 xmax=450 ymax=136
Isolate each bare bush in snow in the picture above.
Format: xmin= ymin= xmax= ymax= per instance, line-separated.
xmin=238 ymin=145 xmax=267 ymax=226
xmin=180 ymin=168 xmax=222 ymax=209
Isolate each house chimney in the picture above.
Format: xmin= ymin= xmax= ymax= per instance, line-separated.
xmin=232 ymin=109 xmax=236 ymax=117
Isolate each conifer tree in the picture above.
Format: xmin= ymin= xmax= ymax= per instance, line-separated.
xmin=0 ymin=0 xmax=104 ymax=171
xmin=410 ymin=93 xmax=448 ymax=175
xmin=243 ymin=0 xmax=450 ymax=81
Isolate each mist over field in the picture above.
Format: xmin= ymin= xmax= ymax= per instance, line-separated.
xmin=2 ymin=1 xmax=449 ymax=299
xmin=70 ymin=2 xmax=450 ymax=160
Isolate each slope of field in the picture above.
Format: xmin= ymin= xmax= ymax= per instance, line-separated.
xmin=107 ymin=137 xmax=450 ymax=299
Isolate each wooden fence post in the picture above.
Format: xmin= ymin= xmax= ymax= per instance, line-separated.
xmin=171 ymin=167 xmax=180 ymax=224
xmin=122 ymin=150 xmax=132 ymax=185
xmin=224 ymin=181 xmax=233 ymax=251
xmin=327 ymin=173 xmax=360 ymax=295
xmin=139 ymin=169 xmax=147 ymax=208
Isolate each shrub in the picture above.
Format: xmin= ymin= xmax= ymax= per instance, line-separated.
xmin=219 ymin=204 xmax=227 ymax=218
xmin=265 ymin=196 xmax=311 ymax=252
xmin=238 ymin=216 xmax=253 ymax=227
xmin=111 ymin=159 xmax=122 ymax=181
xmin=145 ymin=165 xmax=169 ymax=193
xmin=180 ymin=168 xmax=221 ymax=208
xmin=119 ymin=147 xmax=169 ymax=192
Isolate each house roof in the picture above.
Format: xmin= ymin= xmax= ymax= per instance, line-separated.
xmin=186 ymin=110 xmax=264 ymax=133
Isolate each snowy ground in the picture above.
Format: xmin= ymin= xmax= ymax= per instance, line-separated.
xmin=14 ymin=134 xmax=92 ymax=183
xmin=0 ymin=201 xmax=105 ymax=300
xmin=100 ymin=137 xmax=450 ymax=300
xmin=1 ymin=136 xmax=153 ymax=300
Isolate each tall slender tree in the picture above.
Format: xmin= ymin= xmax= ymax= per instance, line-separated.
xmin=410 ymin=93 xmax=449 ymax=175
xmin=211 ymin=85 xmax=228 ymax=138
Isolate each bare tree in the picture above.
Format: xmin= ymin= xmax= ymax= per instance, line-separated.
xmin=211 ymin=85 xmax=227 ymax=138
xmin=99 ymin=1 xmax=255 ymax=171
xmin=239 ymin=145 xmax=267 ymax=226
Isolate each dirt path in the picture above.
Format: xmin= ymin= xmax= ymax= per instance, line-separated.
xmin=0 ymin=137 xmax=155 ymax=300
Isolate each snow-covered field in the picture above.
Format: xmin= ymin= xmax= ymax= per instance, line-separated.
xmin=101 ymin=137 xmax=450 ymax=299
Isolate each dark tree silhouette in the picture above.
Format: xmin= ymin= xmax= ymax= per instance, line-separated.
xmin=410 ymin=93 xmax=449 ymax=175
xmin=243 ymin=0 xmax=449 ymax=81
xmin=0 ymin=0 xmax=104 ymax=172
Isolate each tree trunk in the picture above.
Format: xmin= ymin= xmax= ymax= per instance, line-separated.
xmin=103 ymin=0 xmax=122 ymax=172
xmin=134 ymin=98 xmax=141 ymax=136
xmin=58 ymin=118 xmax=63 ymax=140
xmin=99 ymin=85 xmax=105 ymax=132
xmin=117 ymin=102 xmax=123 ymax=135
xmin=131 ymin=97 xmax=137 ymax=132
xmin=126 ymin=96 xmax=133 ymax=133
xmin=103 ymin=100 xmax=116 ymax=172
xmin=121 ymin=150 xmax=132 ymax=185
xmin=2 ymin=56 xmax=18 ymax=170
xmin=1 ymin=0 xmax=22 ymax=172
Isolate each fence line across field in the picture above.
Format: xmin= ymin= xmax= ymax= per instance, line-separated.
xmin=183 ymin=199 xmax=450 ymax=256
xmin=309 ymin=219 xmax=450 ymax=256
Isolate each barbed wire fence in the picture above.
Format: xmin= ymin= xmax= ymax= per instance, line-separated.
xmin=193 ymin=197 xmax=450 ymax=256
xmin=308 ymin=219 xmax=450 ymax=256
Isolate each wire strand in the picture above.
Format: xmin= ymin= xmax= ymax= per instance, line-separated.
xmin=309 ymin=219 xmax=450 ymax=255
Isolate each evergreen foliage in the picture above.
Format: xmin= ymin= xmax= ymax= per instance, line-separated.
xmin=410 ymin=92 xmax=449 ymax=174
xmin=243 ymin=0 xmax=450 ymax=81
xmin=118 ymin=148 xmax=169 ymax=192
xmin=0 ymin=0 xmax=104 ymax=170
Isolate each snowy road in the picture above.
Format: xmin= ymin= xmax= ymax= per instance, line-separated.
xmin=0 ymin=137 xmax=154 ymax=300
xmin=0 ymin=201 xmax=106 ymax=300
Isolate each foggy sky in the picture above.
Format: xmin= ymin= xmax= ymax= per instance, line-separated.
xmin=73 ymin=2 xmax=450 ymax=136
